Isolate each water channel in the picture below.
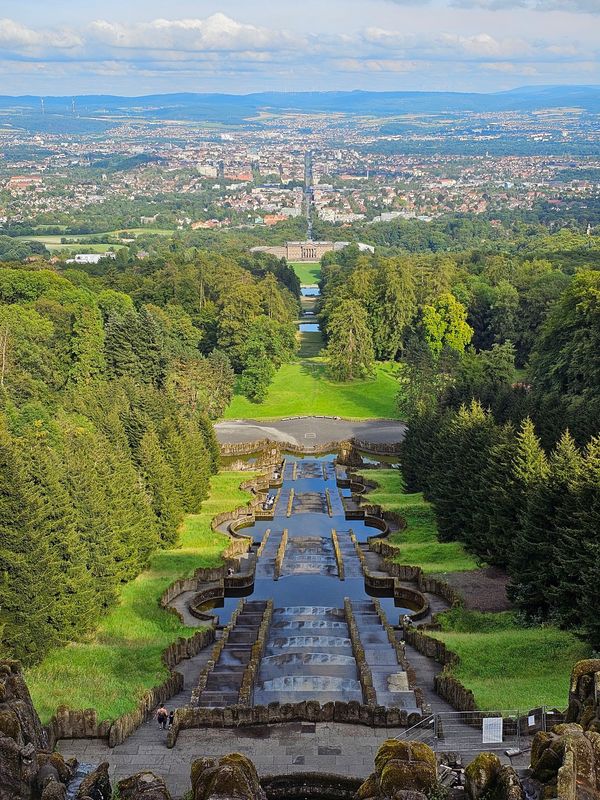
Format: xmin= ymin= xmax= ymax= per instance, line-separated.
xmin=196 ymin=452 xmax=421 ymax=712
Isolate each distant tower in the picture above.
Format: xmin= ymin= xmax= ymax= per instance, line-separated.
xmin=218 ymin=161 xmax=225 ymax=181
xmin=40 ymin=98 xmax=45 ymax=116
xmin=72 ymin=98 xmax=76 ymax=116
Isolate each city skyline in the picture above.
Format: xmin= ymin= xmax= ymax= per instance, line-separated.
xmin=1 ymin=0 xmax=600 ymax=95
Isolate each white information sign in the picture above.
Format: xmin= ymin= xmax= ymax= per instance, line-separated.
xmin=528 ymin=714 xmax=536 ymax=727
xmin=482 ymin=717 xmax=504 ymax=744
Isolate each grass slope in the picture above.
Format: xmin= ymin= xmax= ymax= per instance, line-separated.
xmin=26 ymin=471 xmax=253 ymax=724
xmin=224 ymin=360 xmax=400 ymax=420
xmin=368 ymin=470 xmax=477 ymax=573
xmin=433 ymin=609 xmax=590 ymax=711
xmin=289 ymin=261 xmax=321 ymax=285
xmin=366 ymin=470 xmax=590 ymax=711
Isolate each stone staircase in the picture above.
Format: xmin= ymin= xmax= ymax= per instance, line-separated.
xmin=350 ymin=600 xmax=420 ymax=713
xmin=334 ymin=529 xmax=364 ymax=578
xmin=254 ymin=530 xmax=286 ymax=578
xmin=195 ymin=600 xmax=268 ymax=707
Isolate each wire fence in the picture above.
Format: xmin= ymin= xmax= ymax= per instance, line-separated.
xmin=397 ymin=707 xmax=553 ymax=755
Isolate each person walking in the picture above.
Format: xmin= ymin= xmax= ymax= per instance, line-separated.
xmin=155 ymin=705 xmax=168 ymax=730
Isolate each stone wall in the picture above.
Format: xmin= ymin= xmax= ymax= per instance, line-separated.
xmin=45 ymin=627 xmax=216 ymax=749
xmin=167 ymin=702 xmax=419 ymax=747
xmin=273 ymin=530 xmax=288 ymax=581
xmin=332 ymin=530 xmax=344 ymax=580
xmin=218 ymin=438 xmax=402 ymax=459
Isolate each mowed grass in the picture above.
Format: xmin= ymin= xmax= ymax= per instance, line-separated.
xmin=224 ymin=360 xmax=400 ymax=420
xmin=366 ymin=471 xmax=590 ymax=710
xmin=26 ymin=471 xmax=254 ymax=724
xmin=289 ymin=261 xmax=321 ymax=285
xmin=432 ymin=609 xmax=590 ymax=711
xmin=368 ymin=470 xmax=478 ymax=573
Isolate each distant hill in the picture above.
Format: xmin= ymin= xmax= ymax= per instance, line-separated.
xmin=0 ymin=86 xmax=599 ymax=132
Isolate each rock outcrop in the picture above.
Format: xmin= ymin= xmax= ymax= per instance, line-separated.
xmin=567 ymin=660 xmax=600 ymax=733
xmin=191 ymin=753 xmax=266 ymax=800
xmin=531 ymin=723 xmax=600 ymax=800
xmin=464 ymin=753 xmax=523 ymax=800
xmin=355 ymin=739 xmax=438 ymax=800
xmin=118 ymin=771 xmax=172 ymax=799
xmin=76 ymin=761 xmax=111 ymax=800
xmin=0 ymin=660 xmax=89 ymax=800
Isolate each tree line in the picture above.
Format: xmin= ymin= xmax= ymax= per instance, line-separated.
xmin=401 ymin=270 xmax=600 ymax=648
xmin=0 ymin=250 xmax=298 ymax=664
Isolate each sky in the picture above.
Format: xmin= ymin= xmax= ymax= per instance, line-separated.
xmin=0 ymin=0 xmax=599 ymax=95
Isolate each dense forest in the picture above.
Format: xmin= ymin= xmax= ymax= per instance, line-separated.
xmin=0 ymin=251 xmax=298 ymax=665
xmin=319 ymin=242 xmax=600 ymax=646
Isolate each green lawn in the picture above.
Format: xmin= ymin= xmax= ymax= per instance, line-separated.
xmin=368 ymin=470 xmax=478 ymax=573
xmin=26 ymin=471 xmax=253 ymax=724
xmin=224 ymin=360 xmax=400 ymax=420
xmin=289 ymin=261 xmax=321 ymax=285
xmin=366 ymin=471 xmax=590 ymax=710
xmin=432 ymin=609 xmax=590 ymax=711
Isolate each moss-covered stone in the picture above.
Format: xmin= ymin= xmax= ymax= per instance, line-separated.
xmin=530 ymin=731 xmax=553 ymax=771
xmin=379 ymin=759 xmax=437 ymax=795
xmin=191 ymin=753 xmax=265 ymax=800
xmin=118 ymin=771 xmax=172 ymax=799
xmin=355 ymin=772 xmax=378 ymax=800
xmin=464 ymin=752 xmax=501 ymax=800
xmin=373 ymin=740 xmax=436 ymax=776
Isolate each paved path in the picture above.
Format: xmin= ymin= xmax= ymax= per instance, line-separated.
xmin=58 ymin=723 xmax=406 ymax=799
xmin=215 ymin=417 xmax=406 ymax=447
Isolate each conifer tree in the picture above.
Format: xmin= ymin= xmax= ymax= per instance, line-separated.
xmin=551 ymin=436 xmax=599 ymax=630
xmin=69 ymin=305 xmax=106 ymax=385
xmin=104 ymin=311 xmax=141 ymax=381
xmin=324 ymin=300 xmax=375 ymax=382
xmin=0 ymin=422 xmax=62 ymax=663
xmin=22 ymin=428 xmax=96 ymax=642
xmin=509 ymin=431 xmax=582 ymax=618
xmin=138 ymin=425 xmax=183 ymax=546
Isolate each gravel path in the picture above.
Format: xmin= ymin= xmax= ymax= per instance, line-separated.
xmin=215 ymin=417 xmax=406 ymax=447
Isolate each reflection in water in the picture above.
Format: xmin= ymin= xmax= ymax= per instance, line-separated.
xmin=197 ymin=453 xmax=419 ymax=709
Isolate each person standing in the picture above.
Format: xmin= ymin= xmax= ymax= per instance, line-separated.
xmin=155 ymin=705 xmax=168 ymax=730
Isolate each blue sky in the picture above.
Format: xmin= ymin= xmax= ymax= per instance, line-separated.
xmin=0 ymin=0 xmax=599 ymax=95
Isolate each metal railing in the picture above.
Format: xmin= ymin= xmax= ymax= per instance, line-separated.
xmin=397 ymin=708 xmax=549 ymax=755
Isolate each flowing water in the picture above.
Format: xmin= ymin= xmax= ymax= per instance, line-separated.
xmin=195 ymin=453 xmax=421 ymax=712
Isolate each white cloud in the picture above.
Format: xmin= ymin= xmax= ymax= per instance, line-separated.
xmin=87 ymin=14 xmax=303 ymax=53
xmin=0 ymin=17 xmax=81 ymax=49
xmin=0 ymin=9 xmax=597 ymax=93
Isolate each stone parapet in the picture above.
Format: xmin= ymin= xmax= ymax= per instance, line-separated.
xmin=167 ymin=701 xmax=416 ymax=747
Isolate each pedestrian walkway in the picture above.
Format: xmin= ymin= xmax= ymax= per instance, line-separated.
xmin=351 ymin=600 xmax=419 ymax=713
xmin=57 ymin=722 xmax=408 ymax=799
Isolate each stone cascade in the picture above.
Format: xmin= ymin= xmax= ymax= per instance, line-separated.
xmin=253 ymin=606 xmax=363 ymax=705
xmin=279 ymin=536 xmax=337 ymax=577
xmin=334 ymin=529 xmax=365 ymax=578
xmin=193 ymin=601 xmax=269 ymax=708
xmin=254 ymin=530 xmax=286 ymax=579
xmin=350 ymin=600 xmax=420 ymax=713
